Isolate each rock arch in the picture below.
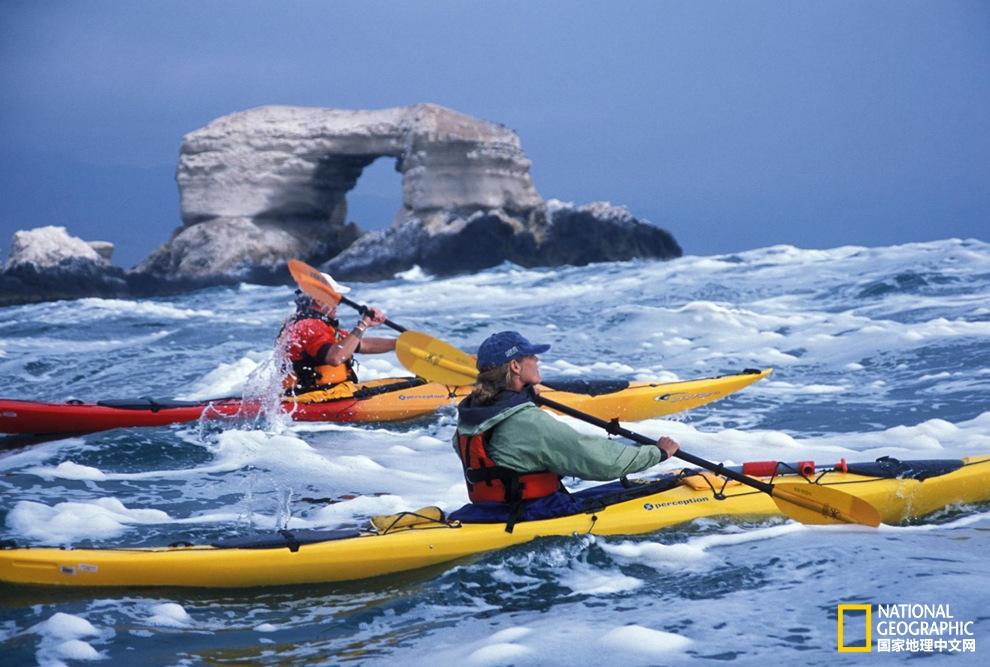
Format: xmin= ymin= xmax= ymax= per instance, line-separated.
xmin=4 ymin=105 xmax=682 ymax=303
xmin=138 ymin=104 xmax=541 ymax=281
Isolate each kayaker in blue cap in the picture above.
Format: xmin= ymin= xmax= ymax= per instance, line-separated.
xmin=452 ymin=330 xmax=679 ymax=530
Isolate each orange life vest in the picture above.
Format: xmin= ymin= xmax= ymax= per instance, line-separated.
xmin=456 ymin=431 xmax=561 ymax=504
xmin=282 ymin=320 xmax=358 ymax=392
xmin=307 ymin=358 xmax=354 ymax=387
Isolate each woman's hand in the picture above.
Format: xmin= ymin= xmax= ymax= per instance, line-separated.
xmin=656 ymin=436 xmax=679 ymax=458
xmin=360 ymin=307 xmax=387 ymax=328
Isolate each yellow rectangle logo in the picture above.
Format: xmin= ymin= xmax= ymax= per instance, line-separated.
xmin=838 ymin=604 xmax=872 ymax=652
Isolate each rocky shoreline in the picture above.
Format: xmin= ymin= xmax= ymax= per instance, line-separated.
xmin=1 ymin=104 xmax=681 ymax=306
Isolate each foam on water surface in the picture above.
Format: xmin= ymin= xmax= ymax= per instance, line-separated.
xmin=146 ymin=603 xmax=193 ymax=628
xmin=29 ymin=613 xmax=108 ymax=666
xmin=0 ymin=240 xmax=988 ymax=664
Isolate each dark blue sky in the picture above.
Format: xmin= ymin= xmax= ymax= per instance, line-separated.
xmin=2 ymin=1 xmax=987 ymax=267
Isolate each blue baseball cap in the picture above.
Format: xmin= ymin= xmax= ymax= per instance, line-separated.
xmin=476 ymin=331 xmax=551 ymax=370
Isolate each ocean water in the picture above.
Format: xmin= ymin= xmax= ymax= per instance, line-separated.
xmin=1 ymin=238 xmax=988 ymax=666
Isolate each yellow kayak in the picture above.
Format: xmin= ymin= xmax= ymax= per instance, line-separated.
xmin=335 ymin=367 xmax=773 ymax=423
xmin=1 ymin=454 xmax=986 ymax=588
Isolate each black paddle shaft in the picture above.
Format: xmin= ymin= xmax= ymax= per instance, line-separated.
xmin=533 ymin=394 xmax=775 ymax=495
xmin=339 ymin=295 xmax=407 ymax=333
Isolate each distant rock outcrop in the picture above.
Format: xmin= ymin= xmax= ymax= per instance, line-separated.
xmin=139 ymin=103 xmax=678 ymax=284
xmin=325 ymin=200 xmax=681 ymax=281
xmin=137 ymin=103 xmax=542 ymax=283
xmin=2 ymin=104 xmax=682 ymax=305
xmin=0 ymin=226 xmax=127 ymax=306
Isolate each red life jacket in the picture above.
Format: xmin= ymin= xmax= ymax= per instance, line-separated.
xmin=456 ymin=431 xmax=561 ymax=504
xmin=281 ymin=318 xmax=358 ymax=392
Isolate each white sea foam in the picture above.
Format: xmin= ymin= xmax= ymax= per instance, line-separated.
xmin=20 ymin=430 xmax=411 ymax=483
xmin=556 ymin=562 xmax=643 ymax=595
xmin=26 ymin=461 xmax=108 ymax=481
xmin=0 ymin=330 xmax=173 ymax=354
xmin=810 ymin=411 xmax=990 ymax=456
xmin=569 ymin=410 xmax=990 ymax=465
xmin=4 ymin=495 xmax=309 ymax=543
xmin=544 ymin=359 xmax=638 ymax=376
xmin=601 ymin=523 xmax=807 ymax=569
xmin=919 ymin=378 xmax=990 ymax=396
xmin=486 ymin=627 xmax=533 ymax=643
xmin=396 ymin=264 xmax=432 ymax=281
xmin=1 ymin=239 xmax=988 ymax=664
xmin=146 ymin=603 xmax=193 ymax=628
xmin=303 ymin=494 xmax=408 ymax=526
xmin=7 ymin=498 xmax=172 ymax=543
xmin=416 ymin=612 xmax=692 ymax=666
xmin=52 ymin=639 xmax=103 ymax=661
xmin=766 ymin=381 xmax=847 ymax=394
xmin=599 ymin=624 xmax=693 ymax=655
xmin=350 ymin=356 xmax=407 ymax=380
xmin=876 ymin=509 xmax=990 ymax=533
xmin=175 ymin=354 xmax=264 ymax=400
xmin=30 ymin=613 xmax=99 ymax=640
xmin=9 ymin=424 xmax=466 ymax=541
xmin=29 ymin=612 xmax=107 ymax=666
xmin=0 ymin=437 xmax=89 ymax=471
xmin=44 ymin=297 xmax=215 ymax=323
xmin=467 ymin=642 xmax=533 ymax=665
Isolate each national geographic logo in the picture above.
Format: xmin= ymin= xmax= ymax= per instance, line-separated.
xmin=837 ymin=603 xmax=977 ymax=654
xmin=837 ymin=604 xmax=872 ymax=653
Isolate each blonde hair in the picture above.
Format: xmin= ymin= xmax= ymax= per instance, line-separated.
xmin=470 ymin=362 xmax=514 ymax=405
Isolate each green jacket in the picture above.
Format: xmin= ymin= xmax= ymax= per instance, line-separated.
xmin=455 ymin=400 xmax=663 ymax=481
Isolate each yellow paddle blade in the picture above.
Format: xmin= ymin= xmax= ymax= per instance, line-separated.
xmin=396 ymin=331 xmax=478 ymax=385
xmin=771 ymin=482 xmax=881 ymax=527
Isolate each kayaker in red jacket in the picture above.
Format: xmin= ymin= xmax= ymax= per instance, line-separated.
xmin=279 ymin=283 xmax=396 ymax=396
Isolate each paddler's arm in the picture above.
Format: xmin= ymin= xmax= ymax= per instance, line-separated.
xmin=489 ymin=406 xmax=670 ymax=481
xmin=352 ymin=336 xmax=397 ymax=354
xmin=325 ymin=307 xmax=392 ymax=364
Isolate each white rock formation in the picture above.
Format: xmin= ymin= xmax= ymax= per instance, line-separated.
xmin=139 ymin=218 xmax=355 ymax=277
xmin=2 ymin=226 xmax=127 ymax=306
xmin=139 ymin=103 xmax=541 ymax=281
xmin=88 ymin=241 xmax=114 ymax=262
xmin=6 ymin=226 xmax=107 ymax=270
xmin=176 ymin=103 xmax=540 ymax=222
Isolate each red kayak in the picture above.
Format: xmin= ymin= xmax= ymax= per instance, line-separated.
xmin=0 ymin=369 xmax=772 ymax=437
xmin=0 ymin=396 xmax=266 ymax=436
xmin=0 ymin=376 xmax=426 ymax=436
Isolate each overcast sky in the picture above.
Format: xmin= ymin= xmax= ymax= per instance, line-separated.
xmin=1 ymin=0 xmax=987 ymax=267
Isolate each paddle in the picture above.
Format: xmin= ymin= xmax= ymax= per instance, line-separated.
xmin=394 ymin=330 xmax=479 ymax=385
xmin=287 ymin=259 xmax=407 ymax=333
xmin=397 ymin=331 xmax=882 ymax=527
